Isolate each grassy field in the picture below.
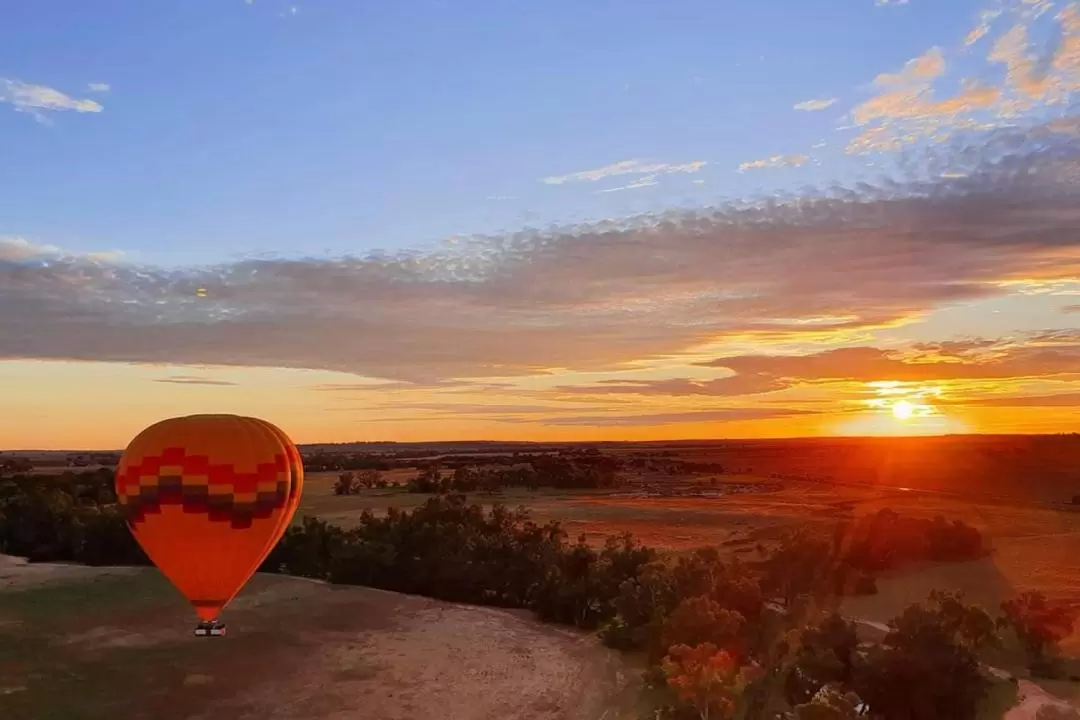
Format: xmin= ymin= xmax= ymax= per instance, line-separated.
xmin=299 ymin=467 xmax=1080 ymax=660
xmin=0 ymin=569 xmax=640 ymax=720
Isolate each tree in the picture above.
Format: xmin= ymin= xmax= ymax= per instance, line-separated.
xmin=661 ymin=643 xmax=762 ymax=720
xmin=406 ymin=465 xmax=443 ymax=493
xmin=999 ymin=591 xmax=1075 ymax=677
xmin=920 ymin=590 xmax=999 ymax=652
xmin=789 ymin=684 xmax=864 ymax=720
xmin=762 ymin=528 xmax=837 ymax=607
xmin=784 ymin=613 xmax=859 ymax=707
xmin=357 ymin=469 xmax=382 ymax=489
xmin=659 ymin=596 xmax=746 ymax=662
xmin=855 ymin=596 xmax=990 ymax=720
xmin=333 ymin=471 xmax=360 ymax=496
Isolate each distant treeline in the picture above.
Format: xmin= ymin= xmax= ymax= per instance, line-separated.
xmin=332 ymin=454 xmax=624 ymax=495
xmin=1 ymin=468 xmax=1073 ymax=719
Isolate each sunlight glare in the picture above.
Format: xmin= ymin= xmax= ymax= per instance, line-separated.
xmin=892 ymin=400 xmax=915 ymax=421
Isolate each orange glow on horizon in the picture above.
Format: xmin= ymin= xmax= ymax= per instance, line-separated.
xmin=2 ymin=361 xmax=1079 ymax=450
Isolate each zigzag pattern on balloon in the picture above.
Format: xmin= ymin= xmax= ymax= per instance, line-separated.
xmin=116 ymin=446 xmax=289 ymax=529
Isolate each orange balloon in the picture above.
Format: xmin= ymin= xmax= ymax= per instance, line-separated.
xmin=116 ymin=414 xmax=302 ymax=623
xmin=228 ymin=417 xmax=305 ymax=603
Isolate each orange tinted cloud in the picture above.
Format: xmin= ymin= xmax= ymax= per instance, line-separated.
xmin=3 ymin=123 xmax=1080 ymax=385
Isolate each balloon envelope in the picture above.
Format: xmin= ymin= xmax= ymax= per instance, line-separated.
xmin=116 ymin=414 xmax=302 ymax=622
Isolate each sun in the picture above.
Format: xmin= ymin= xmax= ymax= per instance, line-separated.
xmin=891 ymin=400 xmax=915 ymax=421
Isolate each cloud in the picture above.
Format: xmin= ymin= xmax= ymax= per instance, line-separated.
xmin=557 ymin=375 xmax=790 ymax=398
xmin=696 ymin=332 xmax=1080 ymax=384
xmin=540 ymin=159 xmax=706 ymax=186
xmin=987 ymin=5 xmax=1080 ymax=112
xmin=87 ymin=83 xmax=110 ymax=93
xmin=794 ymin=98 xmax=837 ymax=111
xmin=364 ymin=402 xmax=596 ymax=416
xmin=0 ymin=236 xmax=123 ymax=263
xmin=0 ymin=78 xmax=103 ymax=121
xmin=2 ymin=122 xmax=1080 ymax=384
xmin=947 ymin=392 xmax=1080 ymax=406
xmin=495 ymin=408 xmax=818 ymax=427
xmin=153 ymin=375 xmax=239 ymax=386
xmin=964 ymin=9 xmax=1003 ymax=46
xmin=847 ymin=2 xmax=1080 ymax=154
xmin=846 ymin=46 xmax=1006 ymax=153
xmin=737 ymin=154 xmax=810 ymax=171
xmin=598 ymin=178 xmax=659 ymax=193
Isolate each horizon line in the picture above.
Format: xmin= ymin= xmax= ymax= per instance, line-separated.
xmin=5 ymin=430 xmax=1080 ymax=455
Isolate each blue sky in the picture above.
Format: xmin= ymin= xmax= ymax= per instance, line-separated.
xmin=4 ymin=0 xmax=1080 ymax=448
xmin=0 ymin=0 xmax=989 ymax=265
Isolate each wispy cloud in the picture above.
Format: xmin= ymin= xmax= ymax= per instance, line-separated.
xmin=964 ymin=9 xmax=1003 ymax=46
xmin=1 ymin=123 xmax=1079 ymax=384
xmin=846 ymin=1 xmax=1080 ymax=155
xmin=496 ymin=408 xmax=818 ymax=427
xmin=153 ymin=375 xmax=239 ymax=386
xmin=598 ymin=178 xmax=659 ymax=193
xmin=557 ymin=375 xmax=789 ymax=398
xmin=948 ymin=392 xmax=1080 ymax=407
xmin=737 ymin=154 xmax=809 ymax=171
xmin=540 ymin=159 xmax=706 ymax=187
xmin=0 ymin=78 xmax=103 ymax=122
xmin=794 ymin=98 xmax=837 ymax=111
xmin=87 ymin=83 xmax=110 ymax=93
xmin=697 ymin=333 xmax=1080 ymax=384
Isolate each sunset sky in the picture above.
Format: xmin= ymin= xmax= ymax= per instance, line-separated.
xmin=3 ymin=0 xmax=1080 ymax=449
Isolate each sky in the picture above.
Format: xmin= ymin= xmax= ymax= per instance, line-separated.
xmin=2 ymin=0 xmax=1080 ymax=449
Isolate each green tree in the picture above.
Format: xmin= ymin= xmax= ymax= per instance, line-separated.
xmin=855 ymin=596 xmax=989 ymax=720
xmin=999 ymin=591 xmax=1075 ymax=677
xmin=659 ymin=596 xmax=746 ymax=662
xmin=333 ymin=471 xmax=360 ymax=495
xmin=661 ymin=643 xmax=762 ymax=720
xmin=784 ymin=613 xmax=859 ymax=707
xmin=790 ymin=684 xmax=864 ymax=720
xmin=357 ymin=469 xmax=382 ymax=489
xmin=762 ymin=528 xmax=837 ymax=607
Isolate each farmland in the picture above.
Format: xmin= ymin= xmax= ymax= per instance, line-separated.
xmin=4 ymin=434 xmax=1080 ymax=718
xmin=293 ymin=435 xmax=1080 ymax=660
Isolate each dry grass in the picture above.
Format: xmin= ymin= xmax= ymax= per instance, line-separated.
xmin=303 ymin=470 xmax=1080 ymax=660
xmin=0 ymin=569 xmax=641 ymax=720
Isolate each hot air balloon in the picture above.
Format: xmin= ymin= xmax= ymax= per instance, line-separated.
xmin=115 ymin=414 xmax=303 ymax=637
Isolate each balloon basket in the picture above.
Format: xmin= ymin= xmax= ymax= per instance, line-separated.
xmin=194 ymin=620 xmax=226 ymax=637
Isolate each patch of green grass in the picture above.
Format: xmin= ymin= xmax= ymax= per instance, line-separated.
xmin=0 ymin=633 xmax=267 ymax=720
xmin=0 ymin=572 xmax=181 ymax=627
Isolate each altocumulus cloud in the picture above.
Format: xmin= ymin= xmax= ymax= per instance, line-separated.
xmin=2 ymin=122 xmax=1080 ymax=384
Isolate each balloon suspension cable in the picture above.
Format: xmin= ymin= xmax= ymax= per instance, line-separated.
xmin=194 ymin=619 xmax=227 ymax=637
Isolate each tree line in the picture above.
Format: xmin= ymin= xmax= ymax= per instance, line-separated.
xmin=1 ymin=469 xmax=1076 ymax=719
xmin=333 ymin=456 xmax=623 ymax=496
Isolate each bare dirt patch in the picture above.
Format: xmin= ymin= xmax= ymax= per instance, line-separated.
xmin=0 ymin=553 xmax=140 ymax=592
